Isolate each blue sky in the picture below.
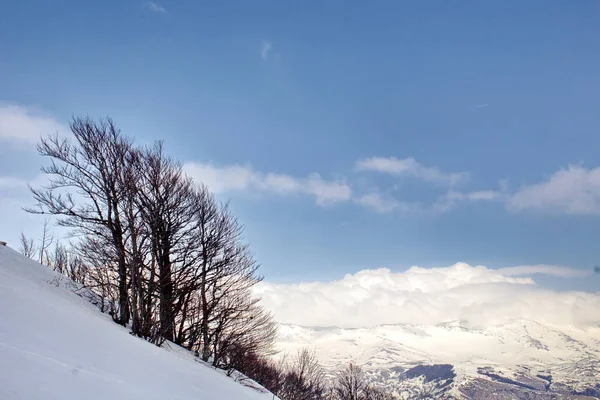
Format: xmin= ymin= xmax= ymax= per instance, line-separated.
xmin=1 ymin=1 xmax=600 ymax=290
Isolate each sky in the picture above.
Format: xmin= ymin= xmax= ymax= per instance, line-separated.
xmin=1 ymin=1 xmax=600 ymax=298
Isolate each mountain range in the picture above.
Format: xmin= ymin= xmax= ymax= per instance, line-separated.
xmin=276 ymin=320 xmax=600 ymax=399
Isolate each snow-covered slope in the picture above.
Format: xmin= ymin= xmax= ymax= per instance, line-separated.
xmin=276 ymin=321 xmax=600 ymax=399
xmin=0 ymin=245 xmax=275 ymax=400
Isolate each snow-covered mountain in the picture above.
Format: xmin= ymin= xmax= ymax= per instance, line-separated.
xmin=276 ymin=321 xmax=600 ymax=399
xmin=0 ymin=245 xmax=276 ymax=400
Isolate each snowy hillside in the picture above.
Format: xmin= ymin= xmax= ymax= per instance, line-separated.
xmin=0 ymin=245 xmax=276 ymax=400
xmin=276 ymin=322 xmax=600 ymax=399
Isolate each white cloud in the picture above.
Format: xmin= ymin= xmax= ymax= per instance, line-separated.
xmin=146 ymin=2 xmax=166 ymax=13
xmin=183 ymin=162 xmax=351 ymax=206
xmin=463 ymin=190 xmax=499 ymax=201
xmin=498 ymin=264 xmax=591 ymax=278
xmin=0 ymin=105 xmax=66 ymax=145
xmin=303 ymin=174 xmax=352 ymax=205
xmin=255 ymin=263 xmax=600 ymax=328
xmin=261 ymin=40 xmax=272 ymax=59
xmin=355 ymin=192 xmax=400 ymax=213
xmin=184 ymin=163 xmax=255 ymax=193
xmin=508 ymin=165 xmax=600 ymax=215
xmin=432 ymin=189 xmax=501 ymax=213
xmin=356 ymin=156 xmax=468 ymax=186
xmin=354 ymin=189 xmax=501 ymax=215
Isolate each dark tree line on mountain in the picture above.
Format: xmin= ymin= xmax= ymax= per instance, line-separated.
xmin=21 ymin=116 xmax=397 ymax=400
xmin=232 ymin=349 xmax=394 ymax=400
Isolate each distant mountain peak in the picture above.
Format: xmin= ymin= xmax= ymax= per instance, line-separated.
xmin=275 ymin=320 xmax=600 ymax=399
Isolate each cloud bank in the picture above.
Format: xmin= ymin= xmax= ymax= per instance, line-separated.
xmin=183 ymin=162 xmax=351 ymax=206
xmin=255 ymin=263 xmax=600 ymax=328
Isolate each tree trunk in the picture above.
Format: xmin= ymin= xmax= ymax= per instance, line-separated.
xmin=112 ymin=228 xmax=130 ymax=326
xmin=159 ymin=244 xmax=174 ymax=342
xmin=200 ymin=257 xmax=211 ymax=361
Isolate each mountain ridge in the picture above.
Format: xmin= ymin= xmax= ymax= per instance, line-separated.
xmin=275 ymin=319 xmax=600 ymax=399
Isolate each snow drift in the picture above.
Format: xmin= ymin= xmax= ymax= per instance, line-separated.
xmin=0 ymin=245 xmax=275 ymax=400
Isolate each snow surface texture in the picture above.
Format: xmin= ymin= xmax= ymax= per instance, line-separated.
xmin=0 ymin=246 xmax=277 ymax=400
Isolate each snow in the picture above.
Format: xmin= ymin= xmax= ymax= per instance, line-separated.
xmin=274 ymin=320 xmax=600 ymax=395
xmin=0 ymin=245 xmax=277 ymax=400
xmin=275 ymin=320 xmax=600 ymax=371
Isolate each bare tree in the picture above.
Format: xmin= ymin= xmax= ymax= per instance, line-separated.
xmin=362 ymin=387 xmax=395 ymax=400
xmin=181 ymin=187 xmax=275 ymax=363
xmin=24 ymin=115 xmax=281 ymax=377
xmin=279 ymin=349 xmax=327 ymax=400
xmin=76 ymin=233 xmax=121 ymax=316
xmin=220 ymin=347 xmax=328 ymax=400
xmin=65 ymin=252 xmax=89 ymax=285
xmin=330 ymin=363 xmax=393 ymax=400
xmin=19 ymin=232 xmax=36 ymax=258
xmin=332 ymin=363 xmax=366 ymax=400
xmin=135 ymin=142 xmax=199 ymax=341
xmin=212 ymin=288 xmax=277 ymax=367
xmin=38 ymin=219 xmax=54 ymax=265
xmin=51 ymin=243 xmax=68 ymax=274
xmin=27 ymin=117 xmax=135 ymax=325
